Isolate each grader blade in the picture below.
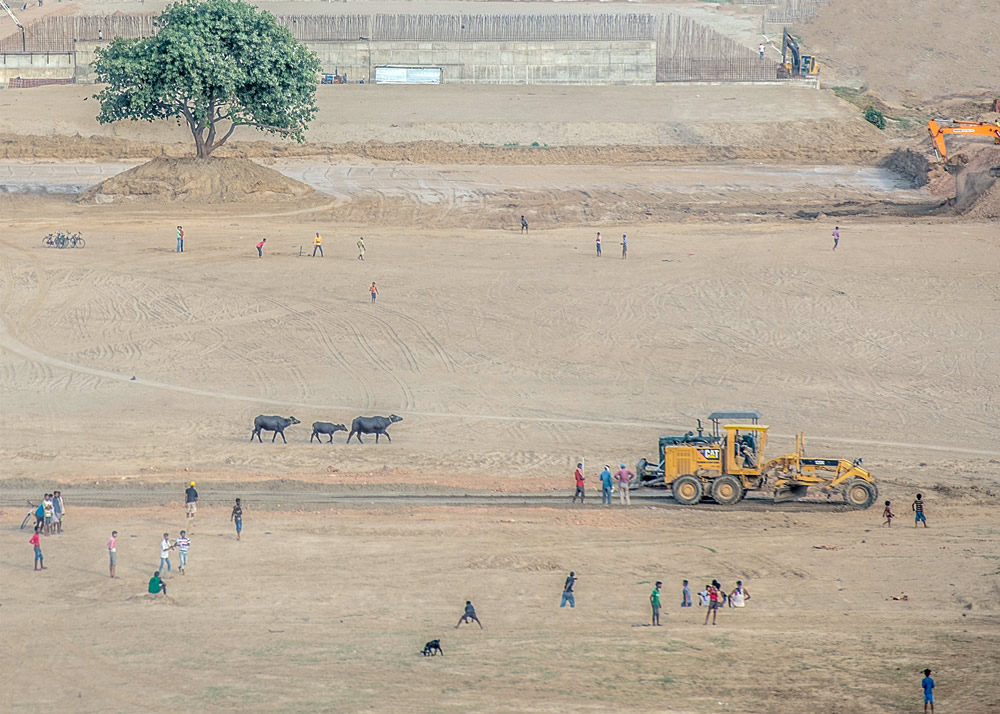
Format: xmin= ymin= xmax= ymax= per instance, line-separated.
xmin=774 ymin=484 xmax=809 ymax=503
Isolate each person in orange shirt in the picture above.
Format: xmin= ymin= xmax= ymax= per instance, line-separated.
xmin=256 ymin=238 xmax=266 ymax=258
xmin=370 ymin=282 xmax=378 ymax=304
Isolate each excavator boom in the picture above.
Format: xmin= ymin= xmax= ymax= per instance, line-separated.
xmin=0 ymin=0 xmax=25 ymax=51
xmin=928 ymin=119 xmax=1000 ymax=160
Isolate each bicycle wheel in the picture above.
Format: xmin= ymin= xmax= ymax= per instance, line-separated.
xmin=21 ymin=511 xmax=33 ymax=529
xmin=42 ymin=235 xmax=53 ymax=247
xmin=74 ymin=237 xmax=86 ymax=248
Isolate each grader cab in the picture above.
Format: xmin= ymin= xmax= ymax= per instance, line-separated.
xmin=635 ymin=411 xmax=877 ymax=508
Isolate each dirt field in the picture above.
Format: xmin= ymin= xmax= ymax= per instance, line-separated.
xmin=2 ymin=500 xmax=999 ymax=714
xmin=1 ymin=3 xmax=999 ymax=710
xmin=1 ymin=187 xmax=999 ymax=711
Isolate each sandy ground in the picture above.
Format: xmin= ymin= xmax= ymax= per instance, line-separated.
xmin=800 ymin=0 xmax=1000 ymax=104
xmin=0 ymin=27 xmax=997 ymax=711
xmin=2 ymin=198 xmax=999 ymax=482
xmin=0 ymin=83 xmax=867 ymax=149
xmin=2 ymin=501 xmax=999 ymax=714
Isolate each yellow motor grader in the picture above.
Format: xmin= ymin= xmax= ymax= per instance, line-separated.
xmin=635 ymin=411 xmax=877 ymax=508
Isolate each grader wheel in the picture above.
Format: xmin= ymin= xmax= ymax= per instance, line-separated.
xmin=711 ymin=475 xmax=744 ymax=505
xmin=844 ymin=479 xmax=877 ymax=509
xmin=672 ymin=475 xmax=703 ymax=505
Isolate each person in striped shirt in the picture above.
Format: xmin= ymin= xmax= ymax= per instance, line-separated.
xmin=176 ymin=531 xmax=191 ymax=574
xmin=912 ymin=493 xmax=928 ymax=527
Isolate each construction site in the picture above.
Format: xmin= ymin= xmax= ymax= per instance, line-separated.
xmin=0 ymin=0 xmax=998 ymax=712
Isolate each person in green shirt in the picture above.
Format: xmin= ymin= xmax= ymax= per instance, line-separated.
xmin=650 ymin=581 xmax=662 ymax=626
xmin=148 ymin=571 xmax=166 ymax=596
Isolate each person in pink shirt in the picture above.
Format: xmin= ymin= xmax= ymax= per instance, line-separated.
xmin=616 ymin=463 xmax=634 ymax=505
xmin=108 ymin=530 xmax=118 ymax=578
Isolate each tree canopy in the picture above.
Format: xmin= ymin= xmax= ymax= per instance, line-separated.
xmin=94 ymin=0 xmax=322 ymax=158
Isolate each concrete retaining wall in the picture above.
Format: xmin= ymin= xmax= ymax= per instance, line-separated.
xmin=70 ymin=39 xmax=656 ymax=86
xmin=0 ymin=53 xmax=74 ymax=84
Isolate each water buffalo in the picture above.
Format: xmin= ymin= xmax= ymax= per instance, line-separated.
xmin=251 ymin=415 xmax=301 ymax=443
xmin=347 ymin=414 xmax=403 ymax=444
xmin=311 ymin=422 xmax=348 ymax=443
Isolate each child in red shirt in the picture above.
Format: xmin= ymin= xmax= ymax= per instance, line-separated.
xmin=30 ymin=526 xmax=45 ymax=570
xmin=704 ymin=581 xmax=720 ymax=625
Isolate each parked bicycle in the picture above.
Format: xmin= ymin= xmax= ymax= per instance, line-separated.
xmin=42 ymin=231 xmax=85 ymax=248
xmin=20 ymin=500 xmax=38 ymax=530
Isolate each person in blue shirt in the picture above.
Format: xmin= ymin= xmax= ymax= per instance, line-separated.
xmin=35 ymin=499 xmax=45 ymax=529
xmin=921 ymin=669 xmax=934 ymax=713
xmin=599 ymin=465 xmax=614 ymax=506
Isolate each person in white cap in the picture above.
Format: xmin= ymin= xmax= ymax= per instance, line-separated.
xmin=599 ymin=465 xmax=614 ymax=506
xmin=615 ymin=463 xmax=634 ymax=505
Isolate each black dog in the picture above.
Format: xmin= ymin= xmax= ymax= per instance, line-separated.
xmin=421 ymin=639 xmax=443 ymax=657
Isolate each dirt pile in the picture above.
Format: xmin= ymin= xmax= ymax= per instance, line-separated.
xmin=950 ymin=148 xmax=1000 ymax=218
xmin=78 ymin=157 xmax=315 ymax=204
xmin=962 ymin=177 xmax=1000 ymax=220
xmin=801 ymin=0 xmax=999 ymax=103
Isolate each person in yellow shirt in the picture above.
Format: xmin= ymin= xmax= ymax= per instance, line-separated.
xmin=312 ymin=232 xmax=323 ymax=257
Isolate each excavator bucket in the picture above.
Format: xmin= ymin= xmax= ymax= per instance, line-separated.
xmin=774 ymin=484 xmax=809 ymax=503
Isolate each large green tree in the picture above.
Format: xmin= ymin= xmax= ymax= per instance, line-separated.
xmin=94 ymin=0 xmax=321 ymax=158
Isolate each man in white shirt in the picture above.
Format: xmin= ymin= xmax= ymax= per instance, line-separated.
xmin=159 ymin=533 xmax=174 ymax=578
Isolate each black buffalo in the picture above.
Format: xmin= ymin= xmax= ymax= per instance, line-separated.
xmin=347 ymin=414 xmax=403 ymax=444
xmin=251 ymin=415 xmax=301 ymax=443
xmin=311 ymin=422 xmax=348 ymax=443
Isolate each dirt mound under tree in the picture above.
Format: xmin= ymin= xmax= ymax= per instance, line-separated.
xmin=78 ymin=157 xmax=316 ymax=205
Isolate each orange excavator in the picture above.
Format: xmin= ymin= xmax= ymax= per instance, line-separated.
xmin=927 ymin=119 xmax=1000 ymax=161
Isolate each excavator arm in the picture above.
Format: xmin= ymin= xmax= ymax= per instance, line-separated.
xmin=0 ymin=0 xmax=25 ymax=51
xmin=928 ymin=119 xmax=1000 ymax=160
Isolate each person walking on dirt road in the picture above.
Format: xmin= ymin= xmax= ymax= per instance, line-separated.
xmin=370 ymin=282 xmax=378 ymax=304
xmin=913 ymin=493 xmax=928 ymax=527
xmin=521 ymin=215 xmax=528 ymax=234
xmin=159 ymin=533 xmax=174 ymax=577
xmin=596 ymin=232 xmax=602 ymax=257
xmin=231 ymin=498 xmax=243 ymax=541
xmin=650 ymin=581 xmax=662 ymax=626
xmin=561 ymin=572 xmax=577 ymax=608
xmin=176 ymin=530 xmax=191 ymax=575
xmin=357 ymin=236 xmax=366 ymax=261
xmin=616 ymin=463 xmax=634 ymax=505
xmin=832 ymin=226 xmax=840 ymax=251
xmin=176 ymin=226 xmax=184 ymax=253
xmin=185 ymin=482 xmax=198 ymax=520
xmin=572 ymin=462 xmax=585 ymax=504
xmin=621 ymin=233 xmax=628 ymax=259
xmin=108 ymin=530 xmax=118 ymax=578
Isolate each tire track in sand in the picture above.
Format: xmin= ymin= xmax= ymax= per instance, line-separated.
xmin=2 ymin=318 xmax=996 ymax=458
